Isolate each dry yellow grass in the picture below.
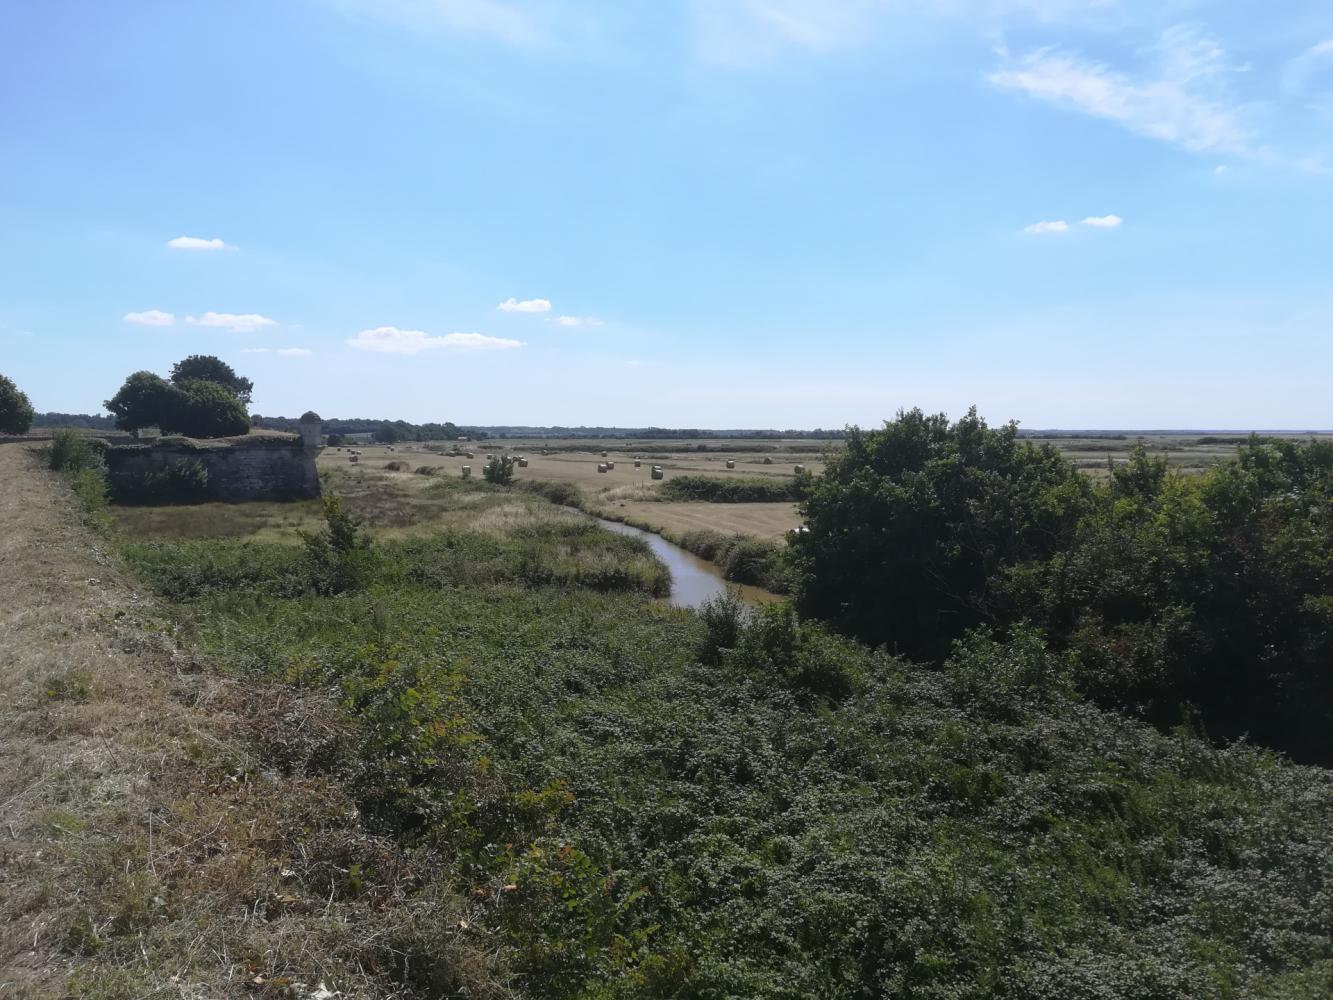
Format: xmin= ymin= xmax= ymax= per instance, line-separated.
xmin=0 ymin=444 xmax=506 ymax=999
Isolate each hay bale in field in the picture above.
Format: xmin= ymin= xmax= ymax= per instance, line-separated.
xmin=518 ymin=458 xmax=529 ymax=468
xmin=461 ymin=465 xmax=472 ymax=479
xmin=651 ymin=466 xmax=664 ymax=480
xmin=598 ymin=463 xmax=608 ymax=473
xmin=349 ymin=455 xmax=359 ymax=463
xmin=634 ymin=460 xmax=641 ymax=469
xmin=607 ymin=461 xmax=615 ymax=470
xmin=601 ymin=450 xmax=608 ymax=457
xmin=794 ymin=464 xmax=805 ymax=475
xmin=726 ymin=460 xmax=736 ymax=469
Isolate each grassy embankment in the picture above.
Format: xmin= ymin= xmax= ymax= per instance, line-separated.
xmin=48 ymin=456 xmax=1333 ymax=998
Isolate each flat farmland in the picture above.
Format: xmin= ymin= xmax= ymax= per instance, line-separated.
xmin=318 ymin=440 xmax=827 ymax=542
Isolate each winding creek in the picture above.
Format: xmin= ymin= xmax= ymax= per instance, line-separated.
xmin=588 ymin=514 xmax=784 ymax=609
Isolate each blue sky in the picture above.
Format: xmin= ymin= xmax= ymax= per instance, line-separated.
xmin=2 ymin=0 xmax=1330 ymax=428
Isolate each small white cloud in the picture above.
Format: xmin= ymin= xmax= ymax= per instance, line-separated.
xmin=498 ymin=297 xmax=552 ymax=313
xmin=186 ymin=312 xmax=278 ymax=333
xmin=167 ymin=236 xmax=235 ymax=251
xmin=123 ymin=309 xmax=176 ymax=327
xmin=625 ymin=359 xmax=643 ymax=367
xmin=1024 ymin=220 xmax=1069 ymax=235
xmin=1081 ymin=214 xmax=1123 ymax=228
xmin=1215 ymin=164 xmax=1228 ymax=174
xmin=555 ymin=315 xmax=604 ymax=327
xmin=1312 ymin=38 xmax=1333 ymax=57
xmin=347 ymin=326 xmax=524 ymax=355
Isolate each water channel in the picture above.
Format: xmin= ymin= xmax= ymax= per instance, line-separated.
xmin=589 ymin=514 xmax=784 ymax=609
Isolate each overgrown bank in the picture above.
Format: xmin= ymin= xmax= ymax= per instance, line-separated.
xmin=519 ymin=478 xmax=794 ymax=593
xmin=94 ymin=467 xmax=1333 ymax=998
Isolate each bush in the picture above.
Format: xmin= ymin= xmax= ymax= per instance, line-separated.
xmin=0 ymin=373 xmax=35 ymax=434
xmin=518 ymin=479 xmax=582 ymax=508
xmin=47 ymin=429 xmax=104 ymax=473
xmin=484 ymin=455 xmax=516 ymax=486
xmin=659 ymin=475 xmax=806 ymax=503
xmin=300 ymin=494 xmax=377 ymax=595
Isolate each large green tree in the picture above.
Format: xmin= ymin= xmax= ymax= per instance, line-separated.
xmin=104 ymin=371 xmax=179 ymax=435
xmin=105 ymin=370 xmax=251 ymax=439
xmin=0 ymin=373 xmax=36 ymax=434
xmin=791 ymin=408 xmax=1091 ymax=659
xmin=169 ymin=355 xmax=254 ymax=405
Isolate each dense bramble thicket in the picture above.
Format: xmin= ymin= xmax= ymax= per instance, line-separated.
xmin=121 ymin=514 xmax=1332 ymax=998
xmin=794 ymin=409 xmax=1333 ymax=764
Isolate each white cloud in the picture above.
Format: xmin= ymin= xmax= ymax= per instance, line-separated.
xmin=1312 ymin=38 xmax=1333 ymax=57
xmin=347 ymin=326 xmax=525 ymax=354
xmin=186 ymin=312 xmax=278 ymax=333
xmin=167 ymin=236 xmax=234 ymax=251
xmin=1081 ymin=214 xmax=1123 ymax=228
xmin=990 ymin=27 xmax=1257 ymax=158
xmin=1024 ymin=220 xmax=1069 ymax=235
xmin=555 ymin=315 xmax=604 ymax=327
xmin=242 ymin=347 xmax=314 ymax=357
xmin=323 ymin=0 xmax=542 ymax=46
xmin=498 ymin=297 xmax=552 ymax=313
xmin=123 ymin=309 xmax=176 ymax=327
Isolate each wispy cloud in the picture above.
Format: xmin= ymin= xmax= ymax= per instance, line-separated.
xmin=498 ymin=297 xmax=552 ymax=313
xmin=186 ymin=312 xmax=278 ymax=333
xmin=167 ymin=236 xmax=235 ymax=251
xmin=347 ymin=326 xmax=525 ymax=354
xmin=1024 ymin=220 xmax=1069 ymax=235
xmin=123 ymin=309 xmax=176 ymax=327
xmin=322 ymin=0 xmax=543 ymax=46
xmin=692 ymin=0 xmax=888 ymax=64
xmin=990 ymin=27 xmax=1258 ymax=159
xmin=242 ymin=347 xmax=314 ymax=357
xmin=1082 ymin=214 xmax=1123 ymax=228
xmin=555 ymin=315 xmax=603 ymax=327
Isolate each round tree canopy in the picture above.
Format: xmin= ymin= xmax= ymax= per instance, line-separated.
xmin=299 ymin=411 xmax=322 ymax=423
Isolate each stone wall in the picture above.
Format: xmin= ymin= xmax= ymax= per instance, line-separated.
xmin=104 ymin=433 xmax=320 ymax=503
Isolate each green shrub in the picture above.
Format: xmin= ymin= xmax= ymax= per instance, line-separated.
xmin=47 ymin=429 xmax=104 ymax=472
xmin=0 ymin=372 xmax=35 ymax=434
xmin=660 ymin=475 xmax=806 ymax=503
xmin=300 ymin=494 xmax=377 ymax=594
xmin=518 ymin=479 xmax=582 ymax=508
xmin=484 ymin=455 xmax=516 ymax=485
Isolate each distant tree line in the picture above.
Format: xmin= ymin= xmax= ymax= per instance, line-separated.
xmin=32 ymin=412 xmax=117 ymax=430
xmin=792 ymin=408 xmax=1333 ymax=765
xmin=481 ymin=426 xmax=847 ymax=439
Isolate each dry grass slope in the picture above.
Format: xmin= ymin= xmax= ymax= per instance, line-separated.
xmin=0 ymin=444 xmax=506 ymax=999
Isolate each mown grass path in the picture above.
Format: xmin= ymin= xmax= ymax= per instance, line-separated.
xmin=0 ymin=445 xmax=434 ymax=1000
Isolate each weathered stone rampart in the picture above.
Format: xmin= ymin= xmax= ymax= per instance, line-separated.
xmin=104 ymin=431 xmax=320 ymax=503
